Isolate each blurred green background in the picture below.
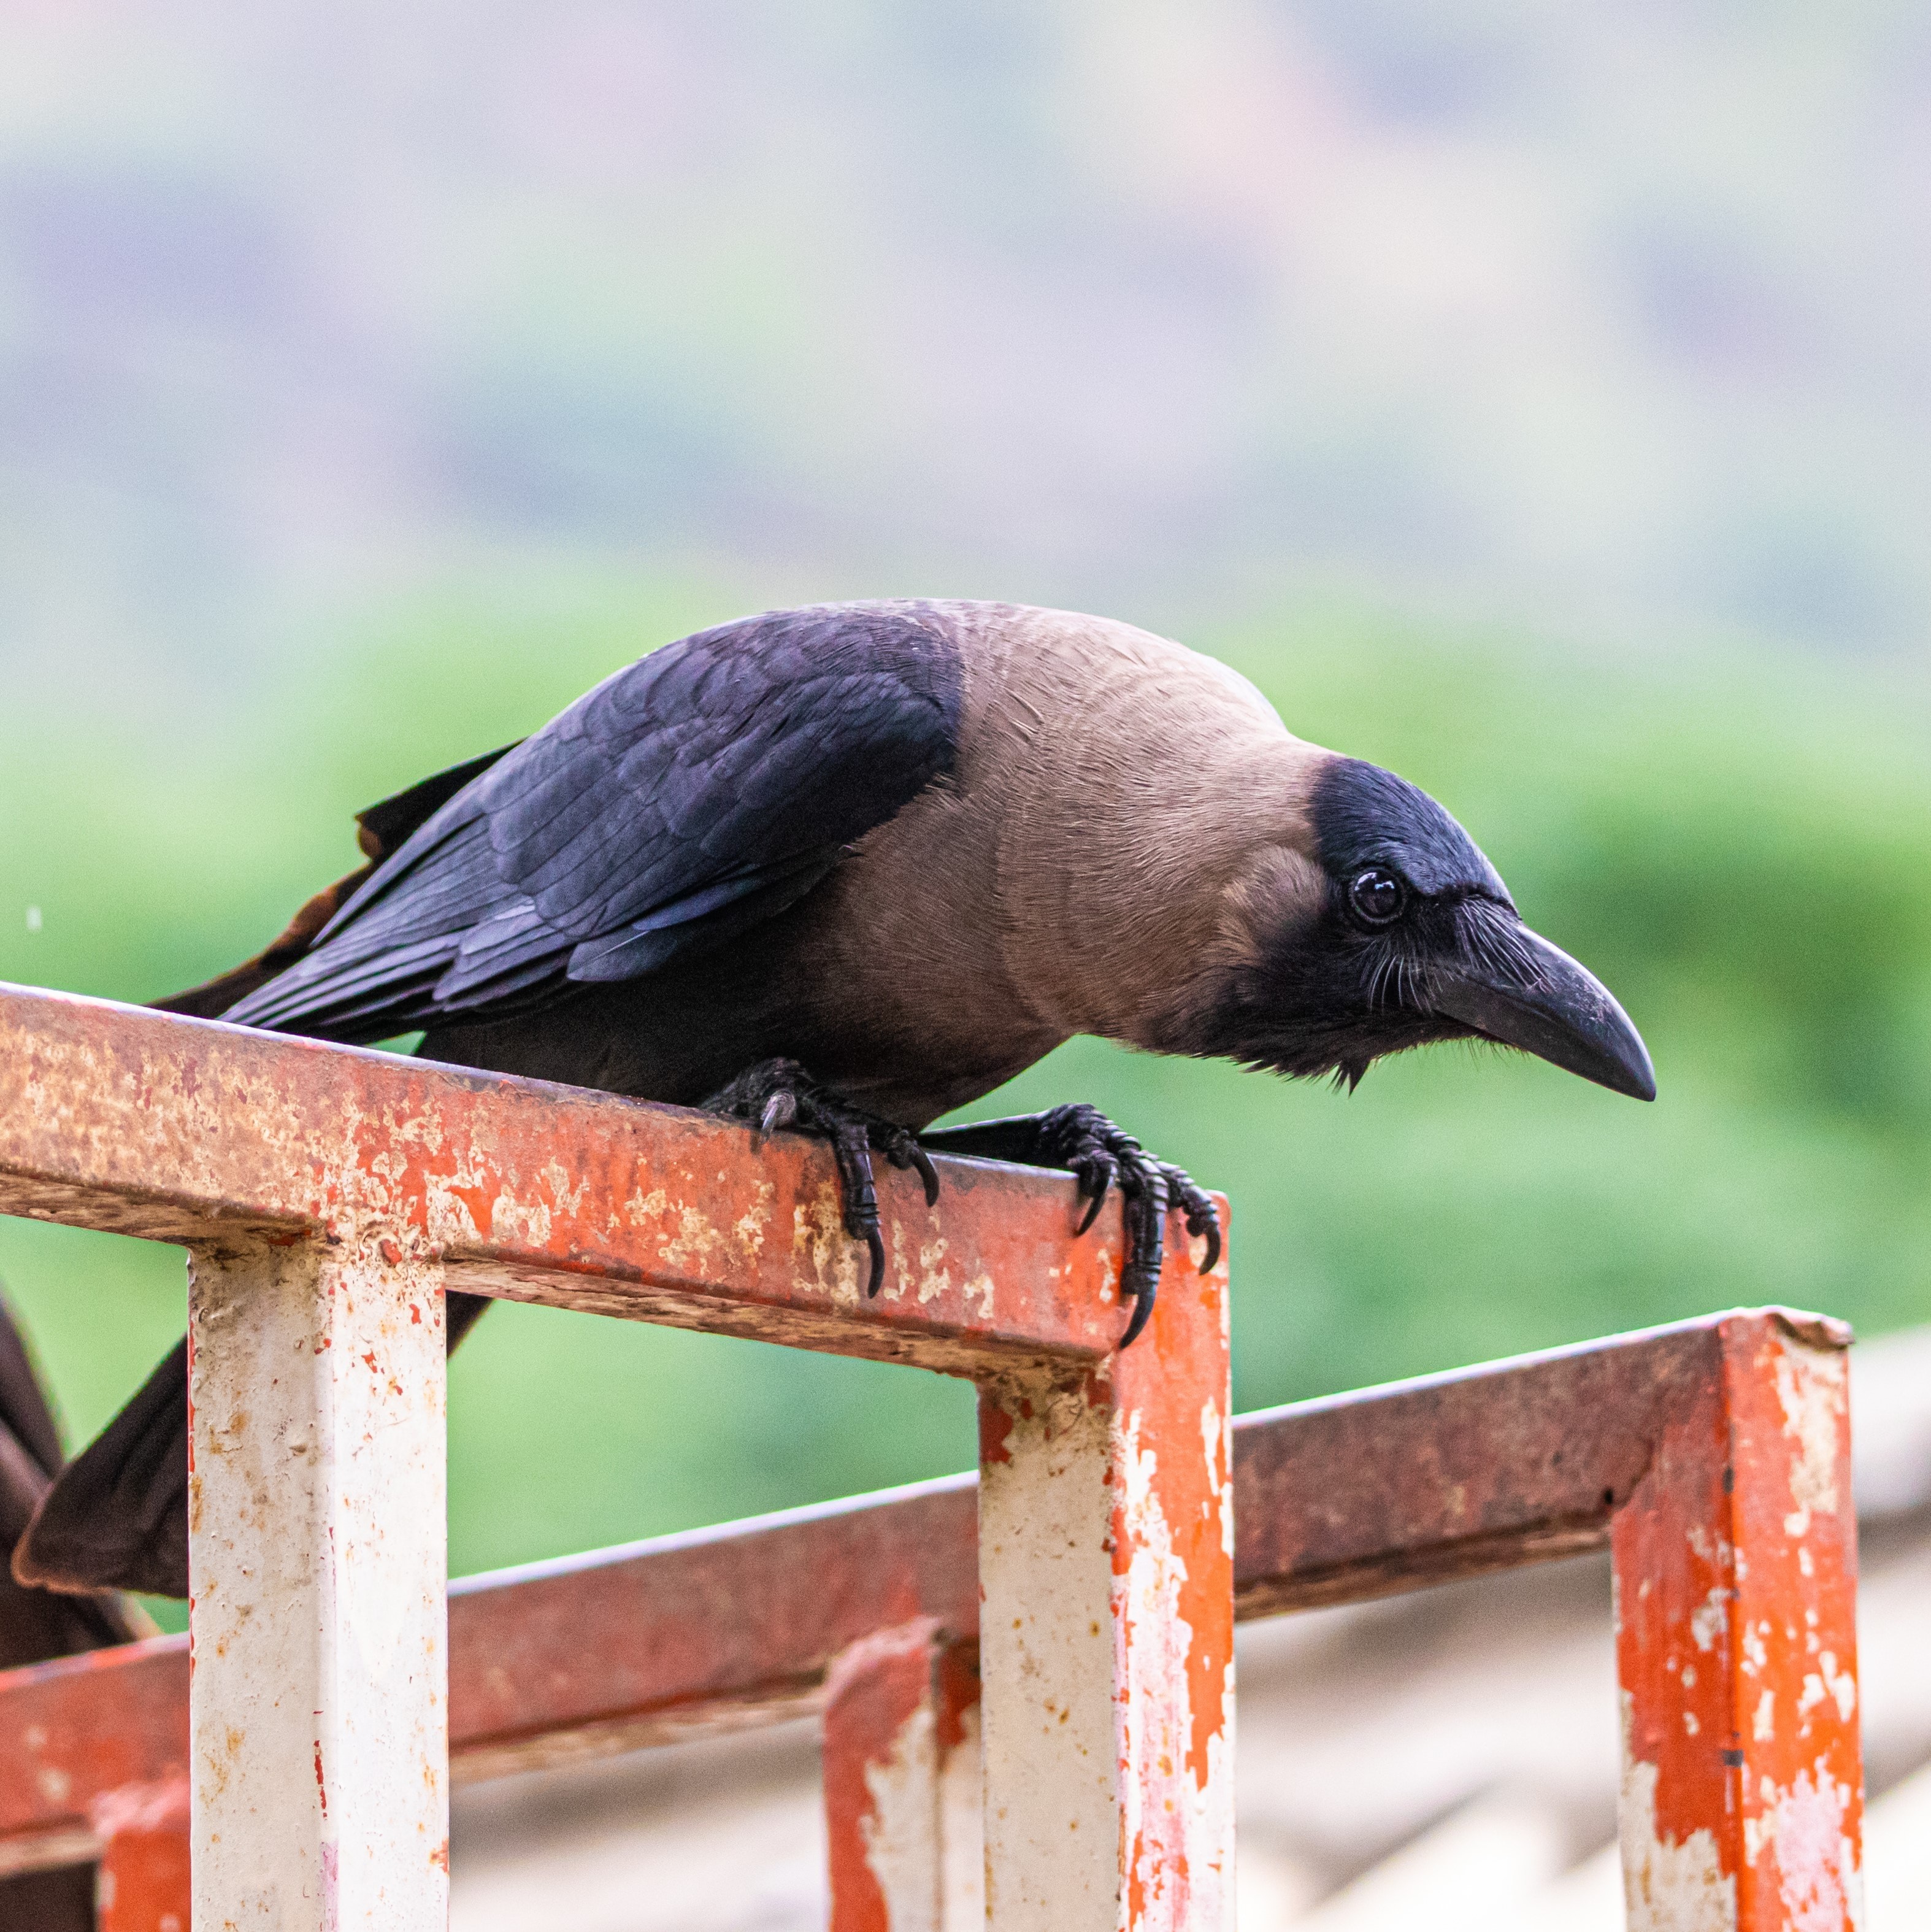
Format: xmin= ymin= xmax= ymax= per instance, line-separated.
xmin=2 ymin=4 xmax=1930 ymax=1630
xmin=1 ymin=586 xmax=1925 ymax=1629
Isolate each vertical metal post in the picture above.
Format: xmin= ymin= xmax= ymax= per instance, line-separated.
xmin=823 ymin=1620 xmax=979 ymax=1932
xmin=1612 ymin=1311 xmax=1863 ymax=1931
xmin=92 ymin=1779 xmax=190 ymax=1932
xmin=977 ymin=1223 xmax=1234 ymax=1932
xmin=188 ymin=1237 xmax=449 ymax=1930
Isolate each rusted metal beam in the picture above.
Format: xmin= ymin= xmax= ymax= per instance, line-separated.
xmin=1232 ymin=1311 xmax=1730 ymax=1614
xmin=0 ymin=1307 xmax=1859 ymax=1884
xmin=1613 ymin=1309 xmax=1862 ymax=1929
xmin=448 ymin=1476 xmax=980 ymax=1777
xmin=0 ymin=983 xmax=1134 ymax=1373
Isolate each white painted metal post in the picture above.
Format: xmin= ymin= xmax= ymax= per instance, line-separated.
xmin=977 ymin=1223 xmax=1235 ymax=1932
xmin=188 ymin=1237 xmax=449 ymax=1929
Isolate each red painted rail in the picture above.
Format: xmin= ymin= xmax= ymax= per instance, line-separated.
xmin=0 ymin=1307 xmax=1864 ymax=1926
xmin=0 ymin=982 xmax=1235 ymax=1930
xmin=0 ymin=983 xmax=1137 ymax=1373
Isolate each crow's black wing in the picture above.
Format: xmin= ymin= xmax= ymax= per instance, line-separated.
xmin=225 ymin=604 xmax=963 ymax=1041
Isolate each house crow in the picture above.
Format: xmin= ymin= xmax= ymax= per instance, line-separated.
xmin=16 ymin=600 xmax=1653 ymax=1602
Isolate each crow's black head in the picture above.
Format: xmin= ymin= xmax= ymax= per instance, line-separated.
xmin=1203 ymin=756 xmax=1654 ymax=1100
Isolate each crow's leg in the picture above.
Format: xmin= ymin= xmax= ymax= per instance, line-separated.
xmin=918 ymin=1107 xmax=1219 ymax=1347
xmin=703 ymin=1059 xmax=939 ymax=1298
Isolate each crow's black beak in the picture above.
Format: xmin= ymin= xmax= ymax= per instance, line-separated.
xmin=1430 ymin=908 xmax=1656 ymax=1102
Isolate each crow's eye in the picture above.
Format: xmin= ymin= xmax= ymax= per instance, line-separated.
xmin=1348 ymin=867 xmax=1405 ymax=926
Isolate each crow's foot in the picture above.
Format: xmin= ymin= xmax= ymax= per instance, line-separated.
xmin=704 ymin=1059 xmax=939 ymax=1297
xmin=918 ymin=1106 xmax=1219 ymax=1347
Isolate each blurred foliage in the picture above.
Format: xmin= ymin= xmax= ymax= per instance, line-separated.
xmin=0 ymin=590 xmax=1926 ymax=1628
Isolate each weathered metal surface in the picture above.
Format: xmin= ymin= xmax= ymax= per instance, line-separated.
xmin=821 ymin=1619 xmax=969 ymax=1932
xmin=1231 ymin=1315 xmax=1722 ymax=1615
xmin=93 ymin=1778 xmax=189 ymax=1932
xmin=977 ymin=1200 xmax=1234 ymax=1932
xmin=0 ymin=1309 xmax=1865 ymax=1874
xmin=1613 ymin=1310 xmax=1864 ymax=1931
xmin=447 ymin=1477 xmax=980 ymax=1778
xmin=0 ymin=1639 xmax=186 ymax=1876
xmin=0 ymin=983 xmax=1131 ymax=1373
xmin=188 ymin=1242 xmax=449 ymax=1930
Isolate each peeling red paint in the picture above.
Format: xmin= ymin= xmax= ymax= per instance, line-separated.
xmin=1107 ymin=1214 xmax=1234 ymax=1804
xmin=977 ymin=1198 xmax=1235 ymax=1931
xmin=978 ymin=1401 xmax=1015 ymax=1468
xmin=1612 ymin=1312 xmax=1863 ymax=1930
xmin=91 ymin=1776 xmax=190 ymax=1932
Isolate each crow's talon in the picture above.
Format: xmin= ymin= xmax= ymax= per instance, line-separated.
xmin=705 ymin=1058 xmax=937 ymax=1298
xmin=1161 ymin=1163 xmax=1223 ymax=1276
xmin=1073 ymin=1152 xmax=1117 ymax=1234
xmin=875 ymin=1126 xmax=942 ymax=1208
xmin=1019 ymin=1104 xmax=1217 ymax=1349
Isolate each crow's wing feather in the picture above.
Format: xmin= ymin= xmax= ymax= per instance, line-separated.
xmin=225 ymin=604 xmax=962 ymax=1041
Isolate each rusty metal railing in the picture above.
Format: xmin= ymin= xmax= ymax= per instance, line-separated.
xmin=0 ymin=984 xmax=1868 ymax=1928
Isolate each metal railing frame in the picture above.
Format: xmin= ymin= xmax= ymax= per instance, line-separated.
xmin=0 ymin=985 xmax=1867 ymax=1930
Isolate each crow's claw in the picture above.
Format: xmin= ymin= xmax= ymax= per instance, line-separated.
xmin=1022 ymin=1103 xmax=1218 ymax=1349
xmin=1162 ymin=1163 xmax=1223 ymax=1277
xmin=705 ymin=1058 xmax=939 ymax=1298
xmin=1072 ymin=1151 xmax=1118 ymax=1234
xmin=879 ymin=1126 xmax=942 ymax=1209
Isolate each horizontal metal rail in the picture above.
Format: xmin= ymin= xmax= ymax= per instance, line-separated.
xmin=0 ymin=983 xmax=1131 ymax=1372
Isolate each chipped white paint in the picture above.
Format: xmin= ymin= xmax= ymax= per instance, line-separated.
xmin=658 ymin=1202 xmax=726 ymax=1274
xmin=861 ymin=1690 xmax=943 ymax=1932
xmin=1201 ymin=1398 xmax=1234 ymax=1563
xmin=978 ymin=1377 xmax=1118 ymax=1928
xmin=190 ymin=1237 xmax=449 ymax=1930
xmin=732 ymin=1180 xmax=775 ymax=1258
xmin=1773 ymin=1336 xmax=1847 ymax=1528
xmin=1796 ymin=1656 xmax=1856 ymax=1728
xmin=977 ymin=1360 xmax=1234 ymax=1932
xmin=793 ymin=1185 xmax=866 ymax=1307
xmin=1619 ymin=1753 xmax=1737 ymax=1932
xmin=939 ymin=1701 xmax=983 ymax=1932
xmin=1821 ymin=1653 xmax=1856 ymax=1723
xmin=1111 ymin=1405 xmax=1234 ymax=1930
xmin=1748 ymin=1770 xmax=1864 ymax=1930
xmin=1689 ymin=1587 xmax=1729 ymax=1654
